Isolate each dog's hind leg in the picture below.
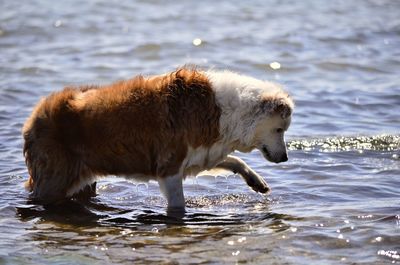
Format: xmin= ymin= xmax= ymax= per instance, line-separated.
xmin=25 ymin=146 xmax=85 ymax=204
xmin=158 ymin=174 xmax=185 ymax=211
xmin=72 ymin=182 xmax=97 ymax=201
xmin=28 ymin=166 xmax=74 ymax=204
xmin=214 ymin=155 xmax=270 ymax=194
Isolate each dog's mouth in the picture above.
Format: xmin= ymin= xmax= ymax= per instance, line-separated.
xmin=261 ymin=145 xmax=272 ymax=162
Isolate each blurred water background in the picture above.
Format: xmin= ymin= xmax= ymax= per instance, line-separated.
xmin=0 ymin=0 xmax=399 ymax=264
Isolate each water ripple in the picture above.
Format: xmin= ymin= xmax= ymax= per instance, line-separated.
xmin=1 ymin=0 xmax=400 ymax=264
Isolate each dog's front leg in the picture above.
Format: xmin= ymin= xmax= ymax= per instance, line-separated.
xmin=215 ymin=155 xmax=270 ymax=194
xmin=158 ymin=174 xmax=185 ymax=211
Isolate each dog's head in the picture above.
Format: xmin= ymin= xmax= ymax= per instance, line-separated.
xmin=252 ymin=95 xmax=293 ymax=163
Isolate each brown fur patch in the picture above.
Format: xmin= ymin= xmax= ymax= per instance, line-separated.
xmin=23 ymin=68 xmax=221 ymax=202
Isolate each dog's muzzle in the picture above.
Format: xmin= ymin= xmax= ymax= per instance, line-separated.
xmin=261 ymin=145 xmax=288 ymax=163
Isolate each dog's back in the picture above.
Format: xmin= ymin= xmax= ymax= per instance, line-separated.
xmin=23 ymin=69 xmax=221 ymax=203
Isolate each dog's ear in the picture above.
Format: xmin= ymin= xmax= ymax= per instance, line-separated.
xmin=260 ymin=97 xmax=292 ymax=119
xmin=274 ymin=99 xmax=292 ymax=119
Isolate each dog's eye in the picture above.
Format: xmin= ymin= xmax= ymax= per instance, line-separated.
xmin=276 ymin=128 xmax=283 ymax=133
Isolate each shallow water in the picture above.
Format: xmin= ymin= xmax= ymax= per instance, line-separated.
xmin=1 ymin=0 xmax=400 ymax=264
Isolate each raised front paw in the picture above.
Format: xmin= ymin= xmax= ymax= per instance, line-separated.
xmin=247 ymin=177 xmax=271 ymax=194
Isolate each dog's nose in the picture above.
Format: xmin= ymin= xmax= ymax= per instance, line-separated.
xmin=280 ymin=153 xmax=288 ymax=162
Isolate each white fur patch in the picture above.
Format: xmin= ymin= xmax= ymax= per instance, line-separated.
xmin=180 ymin=143 xmax=233 ymax=177
xmin=205 ymin=70 xmax=290 ymax=148
xmin=177 ymin=70 xmax=293 ymax=182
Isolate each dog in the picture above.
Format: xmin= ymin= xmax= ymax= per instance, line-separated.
xmin=23 ymin=68 xmax=293 ymax=211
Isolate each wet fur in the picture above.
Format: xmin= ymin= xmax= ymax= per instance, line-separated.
xmin=23 ymin=68 xmax=293 ymax=207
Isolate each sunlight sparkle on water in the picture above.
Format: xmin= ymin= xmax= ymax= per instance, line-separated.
xmin=232 ymin=250 xmax=240 ymax=256
xmin=237 ymin=237 xmax=246 ymax=243
xmin=377 ymin=250 xmax=399 ymax=260
xmin=269 ymin=62 xmax=281 ymax=70
xmin=192 ymin=38 xmax=202 ymax=46
xmin=54 ymin=20 xmax=63 ymax=27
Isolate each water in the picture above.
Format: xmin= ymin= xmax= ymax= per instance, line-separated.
xmin=1 ymin=0 xmax=399 ymax=264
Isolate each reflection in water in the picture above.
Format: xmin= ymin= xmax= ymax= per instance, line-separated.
xmin=16 ymin=193 xmax=300 ymax=228
xmin=14 ymin=194 xmax=304 ymax=264
xmin=17 ymin=201 xmax=102 ymax=225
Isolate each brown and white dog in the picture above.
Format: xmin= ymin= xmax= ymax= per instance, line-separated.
xmin=23 ymin=68 xmax=293 ymax=210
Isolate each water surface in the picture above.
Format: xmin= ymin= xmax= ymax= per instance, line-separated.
xmin=1 ymin=0 xmax=399 ymax=264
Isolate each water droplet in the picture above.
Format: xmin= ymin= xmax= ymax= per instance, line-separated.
xmin=338 ymin=234 xmax=344 ymax=239
xmin=237 ymin=237 xmax=246 ymax=243
xmin=254 ymin=204 xmax=263 ymax=210
xmin=232 ymin=250 xmax=240 ymax=256
xmin=193 ymin=38 xmax=202 ymax=46
xmin=269 ymin=62 xmax=281 ymax=70
xmin=227 ymin=240 xmax=235 ymax=245
xmin=54 ymin=20 xmax=63 ymax=27
xmin=290 ymin=227 xmax=297 ymax=232
xmin=375 ymin=236 xmax=382 ymax=242
xmin=357 ymin=214 xmax=373 ymax=219
xmin=344 ymin=220 xmax=350 ymax=224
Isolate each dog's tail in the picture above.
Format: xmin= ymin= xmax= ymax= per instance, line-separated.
xmin=22 ymin=89 xmax=83 ymax=203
